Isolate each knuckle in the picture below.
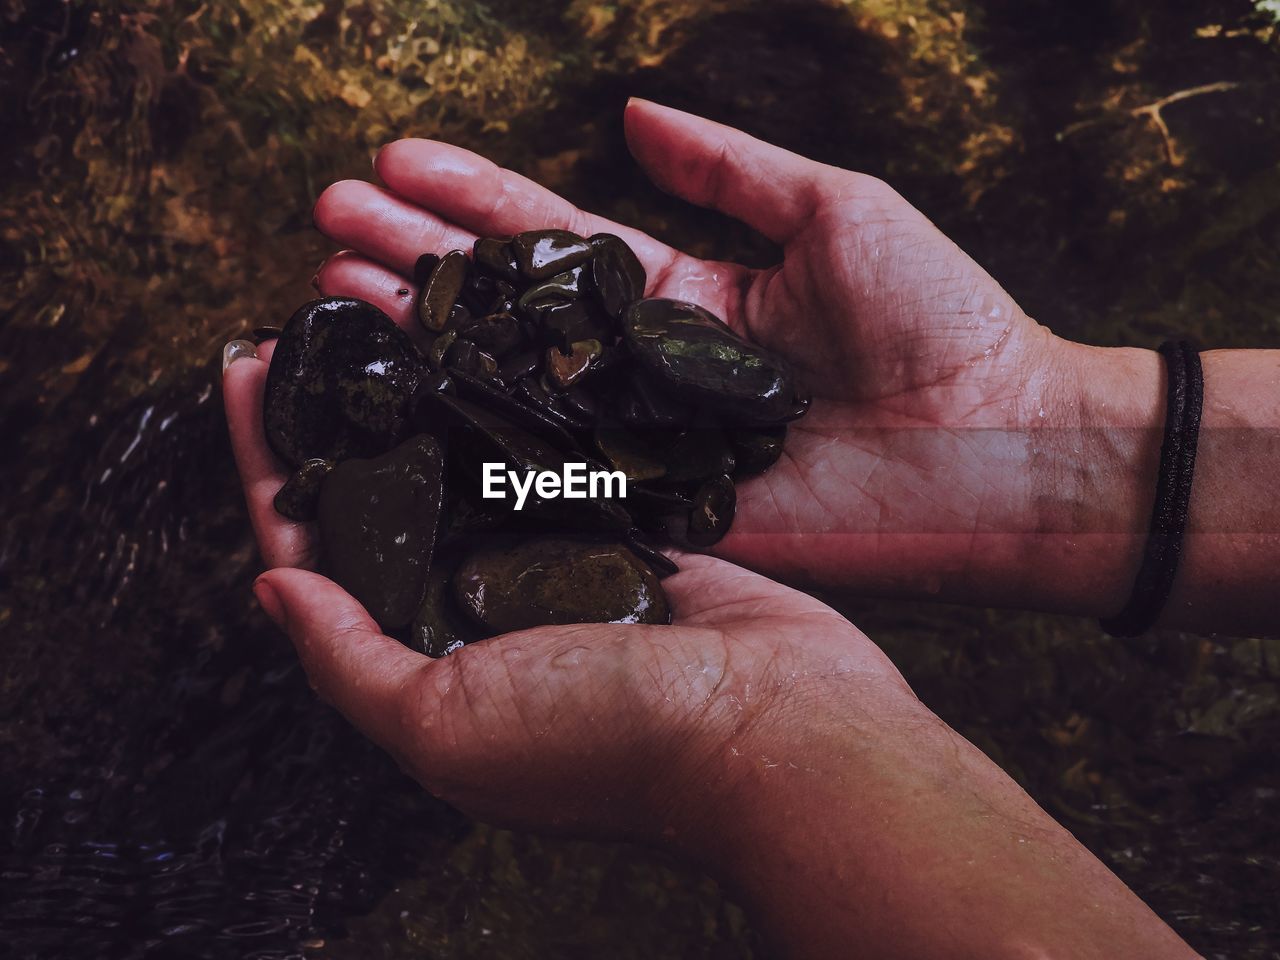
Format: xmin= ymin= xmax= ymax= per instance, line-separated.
xmin=699 ymin=137 xmax=735 ymax=206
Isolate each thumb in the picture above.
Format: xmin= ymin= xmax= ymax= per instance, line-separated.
xmin=623 ymin=99 xmax=860 ymax=244
xmin=254 ymin=568 xmax=423 ymax=753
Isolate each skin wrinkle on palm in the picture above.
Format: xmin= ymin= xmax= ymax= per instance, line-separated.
xmin=225 ymin=101 xmax=1213 ymax=959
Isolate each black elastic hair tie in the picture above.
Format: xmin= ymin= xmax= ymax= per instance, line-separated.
xmin=1100 ymin=340 xmax=1204 ymax=638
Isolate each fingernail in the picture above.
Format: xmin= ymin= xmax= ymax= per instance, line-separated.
xmin=311 ymin=255 xmax=331 ymax=292
xmin=253 ymin=577 xmax=287 ymax=630
xmin=222 ymin=339 xmax=257 ymax=374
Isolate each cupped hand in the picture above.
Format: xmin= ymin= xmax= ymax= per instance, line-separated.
xmin=308 ymin=99 xmax=1081 ymax=602
xmin=223 ymin=345 xmax=911 ymax=836
xmin=225 ymin=353 xmax=1192 ymax=960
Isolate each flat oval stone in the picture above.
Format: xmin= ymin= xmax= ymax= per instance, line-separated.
xmin=511 ymin=229 xmax=593 ymax=280
xmin=622 ymin=298 xmax=797 ymax=425
xmin=417 ymin=250 xmax=469 ymax=332
xmin=590 ymin=233 xmax=646 ymax=319
xmin=452 ymin=536 xmax=670 ymax=634
xmin=263 ymin=297 xmax=425 ymax=467
xmin=317 ymin=434 xmax=445 ymax=630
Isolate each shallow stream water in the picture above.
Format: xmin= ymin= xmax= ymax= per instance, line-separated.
xmin=2 ymin=1 xmax=1279 ymax=957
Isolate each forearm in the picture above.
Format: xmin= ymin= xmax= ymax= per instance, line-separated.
xmin=673 ymin=688 xmax=1198 ymax=960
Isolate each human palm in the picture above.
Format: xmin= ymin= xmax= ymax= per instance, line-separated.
xmin=303 ymin=99 xmax=1060 ymax=590
xmin=221 ymin=339 xmax=904 ymax=829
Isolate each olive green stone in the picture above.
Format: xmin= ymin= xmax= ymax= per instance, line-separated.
xmin=622 ymin=298 xmax=798 ymax=425
xmin=452 ymin=536 xmax=671 ymax=634
xmin=273 ymin=458 xmax=334 ymax=521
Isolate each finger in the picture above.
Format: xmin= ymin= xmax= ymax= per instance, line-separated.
xmin=624 ymin=99 xmax=867 ymax=245
xmin=314 ymin=250 xmax=419 ymax=340
xmin=254 ymin=568 xmax=423 ymax=753
xmin=373 ymin=138 xmax=680 ymax=277
xmin=312 ymin=179 xmax=477 ymax=277
xmin=223 ymin=350 xmax=318 ymax=570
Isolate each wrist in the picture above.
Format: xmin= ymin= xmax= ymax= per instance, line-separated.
xmin=983 ymin=336 xmax=1164 ymax=617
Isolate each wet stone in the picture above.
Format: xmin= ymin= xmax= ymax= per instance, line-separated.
xmin=263 ymin=228 xmax=809 ymax=642
xmin=729 ymin=425 xmax=787 ymax=475
xmin=661 ymin=427 xmax=736 ymax=484
xmin=263 ymin=297 xmax=424 ymax=468
xmin=594 ymin=421 xmax=667 ymax=482
xmin=273 ymin=458 xmax=334 ymax=521
xmin=511 ymin=229 xmax=593 ymax=280
xmin=622 ymin=298 xmax=799 ymax=425
xmin=590 ymin=233 xmax=646 ymax=320
xmin=473 ymin=236 xmax=519 ymax=282
xmin=541 ymin=300 xmax=610 ymax=349
xmin=452 ymin=536 xmax=671 ymax=635
xmin=517 ymin=265 xmax=589 ymax=314
xmin=546 ymin=339 xmax=600 ymax=390
xmin=457 ymin=312 xmax=525 ymax=356
xmin=317 ymin=434 xmax=445 ymax=630
xmin=687 ymin=473 xmax=736 ymax=547
xmin=409 ymin=562 xmax=478 ymax=658
xmin=417 ymin=250 xmax=469 ymax=333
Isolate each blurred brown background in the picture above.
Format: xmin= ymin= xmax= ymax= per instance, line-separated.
xmin=2 ymin=1 xmax=1279 ymax=957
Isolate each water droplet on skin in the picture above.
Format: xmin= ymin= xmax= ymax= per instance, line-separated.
xmin=1038 ymin=407 xmax=1046 ymax=419
xmin=550 ymin=646 xmax=592 ymax=669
